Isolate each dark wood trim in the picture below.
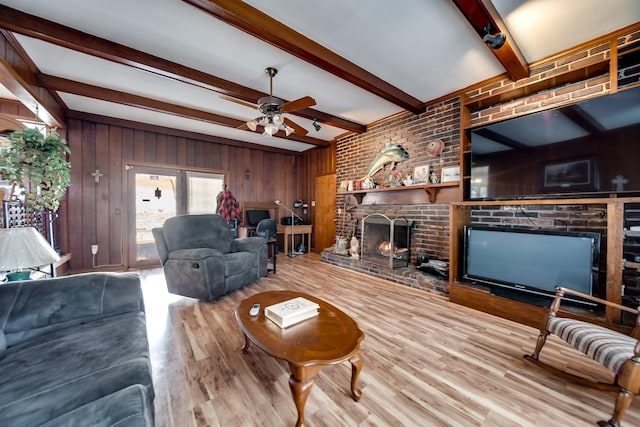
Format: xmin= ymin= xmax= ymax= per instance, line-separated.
xmin=38 ymin=74 xmax=330 ymax=147
xmin=464 ymin=60 xmax=610 ymax=110
xmin=0 ymin=31 xmax=63 ymax=126
xmin=438 ymin=20 xmax=640 ymax=111
xmin=451 ymin=0 xmax=529 ymax=81
xmin=0 ymin=4 xmax=362 ymax=134
xmin=182 ymin=0 xmax=424 ymax=115
xmin=65 ymin=110 xmax=306 ymax=156
xmin=39 ymin=75 xmax=245 ymax=128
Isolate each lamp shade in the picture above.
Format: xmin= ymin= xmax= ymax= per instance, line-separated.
xmin=0 ymin=227 xmax=60 ymax=272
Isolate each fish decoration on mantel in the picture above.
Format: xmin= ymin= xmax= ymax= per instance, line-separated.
xmin=361 ymin=143 xmax=409 ymax=185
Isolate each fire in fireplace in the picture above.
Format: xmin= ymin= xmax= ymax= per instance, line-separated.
xmin=361 ymin=213 xmax=413 ymax=268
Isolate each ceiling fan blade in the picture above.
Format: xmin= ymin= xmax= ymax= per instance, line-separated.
xmin=281 ymin=96 xmax=316 ymax=113
xmin=220 ymin=95 xmax=258 ymax=110
xmin=284 ymin=118 xmax=308 ymax=137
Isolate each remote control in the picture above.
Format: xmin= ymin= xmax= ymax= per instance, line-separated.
xmin=249 ymin=303 xmax=260 ymax=316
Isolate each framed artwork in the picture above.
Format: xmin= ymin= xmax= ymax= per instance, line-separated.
xmin=541 ymin=157 xmax=596 ymax=192
xmin=441 ymin=166 xmax=460 ymax=183
xmin=413 ymin=165 xmax=430 ymax=184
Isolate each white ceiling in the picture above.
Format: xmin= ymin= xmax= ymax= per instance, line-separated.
xmin=0 ymin=0 xmax=638 ymax=152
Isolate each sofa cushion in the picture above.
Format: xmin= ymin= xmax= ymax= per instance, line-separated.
xmin=0 ymin=272 xmax=144 ymax=347
xmin=39 ymin=384 xmax=153 ymax=427
xmin=547 ymin=317 xmax=635 ymax=374
xmin=0 ymin=312 xmax=152 ymax=426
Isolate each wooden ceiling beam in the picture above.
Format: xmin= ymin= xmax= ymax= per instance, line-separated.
xmin=37 ymin=74 xmax=330 ymax=147
xmin=0 ymin=4 xmax=362 ymax=134
xmin=451 ymin=0 xmax=529 ymax=81
xmin=182 ymin=0 xmax=425 ymax=115
xmin=0 ymin=30 xmax=63 ymax=127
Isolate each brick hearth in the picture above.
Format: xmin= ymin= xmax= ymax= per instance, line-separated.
xmin=321 ymin=250 xmax=448 ymax=295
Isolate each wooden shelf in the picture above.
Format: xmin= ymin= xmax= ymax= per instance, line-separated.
xmin=625 ymin=260 xmax=640 ymax=269
xmin=449 ymin=197 xmax=640 ymax=329
xmin=452 ymin=196 xmax=640 ymax=207
xmin=339 ymin=181 xmax=459 ymax=204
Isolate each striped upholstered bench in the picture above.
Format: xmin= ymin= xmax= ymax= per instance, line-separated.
xmin=525 ymin=286 xmax=639 ymax=427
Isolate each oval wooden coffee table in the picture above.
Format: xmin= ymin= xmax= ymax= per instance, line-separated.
xmin=235 ymin=290 xmax=365 ymax=427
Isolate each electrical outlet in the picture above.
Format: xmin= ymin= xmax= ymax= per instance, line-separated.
xmin=91 ymin=244 xmax=99 ymax=255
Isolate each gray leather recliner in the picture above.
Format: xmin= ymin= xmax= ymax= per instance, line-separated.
xmin=152 ymin=214 xmax=267 ymax=301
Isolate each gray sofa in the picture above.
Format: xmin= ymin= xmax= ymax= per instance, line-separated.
xmin=0 ymin=272 xmax=154 ymax=426
xmin=153 ymin=214 xmax=267 ymax=301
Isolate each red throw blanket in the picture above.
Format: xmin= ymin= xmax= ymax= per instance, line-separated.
xmin=216 ymin=189 xmax=243 ymax=226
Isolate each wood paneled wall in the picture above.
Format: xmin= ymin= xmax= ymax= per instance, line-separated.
xmin=63 ymin=114 xmax=315 ymax=271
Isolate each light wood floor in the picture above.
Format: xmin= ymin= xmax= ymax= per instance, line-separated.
xmin=140 ymin=253 xmax=640 ymax=427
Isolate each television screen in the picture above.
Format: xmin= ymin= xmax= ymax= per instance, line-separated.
xmin=463 ymin=226 xmax=600 ymax=305
xmin=468 ymin=85 xmax=640 ymax=200
xmin=246 ymin=210 xmax=270 ymax=226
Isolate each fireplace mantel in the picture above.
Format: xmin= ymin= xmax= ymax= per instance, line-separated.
xmin=338 ymin=181 xmax=459 ymax=204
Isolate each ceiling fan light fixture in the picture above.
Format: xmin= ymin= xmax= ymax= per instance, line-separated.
xmin=312 ymin=118 xmax=321 ymax=132
xmin=284 ymin=125 xmax=294 ymax=136
xmin=247 ymin=119 xmax=258 ymax=131
xmin=264 ymin=121 xmax=279 ymax=136
xmin=272 ymin=113 xmax=284 ymax=125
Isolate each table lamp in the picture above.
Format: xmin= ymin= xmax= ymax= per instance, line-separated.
xmin=0 ymin=227 xmax=61 ymax=281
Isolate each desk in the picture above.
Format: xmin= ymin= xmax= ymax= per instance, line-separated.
xmin=278 ymin=224 xmax=312 ymax=255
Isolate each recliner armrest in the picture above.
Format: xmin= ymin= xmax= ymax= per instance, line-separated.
xmin=152 ymin=227 xmax=169 ymax=264
xmin=231 ymin=236 xmax=266 ymax=253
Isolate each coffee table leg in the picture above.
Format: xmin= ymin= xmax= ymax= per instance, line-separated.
xmin=241 ymin=333 xmax=251 ymax=353
xmin=288 ymin=375 xmax=314 ymax=427
xmin=349 ymin=352 xmax=363 ymax=401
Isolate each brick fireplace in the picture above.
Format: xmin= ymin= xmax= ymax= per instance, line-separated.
xmin=322 ymin=99 xmax=459 ymax=295
xmin=320 ymin=190 xmax=451 ymax=295
xmin=324 ymin=27 xmax=640 ymax=299
xmin=361 ymin=213 xmax=413 ymax=269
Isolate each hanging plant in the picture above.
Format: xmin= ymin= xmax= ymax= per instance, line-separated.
xmin=1 ymin=128 xmax=71 ymax=211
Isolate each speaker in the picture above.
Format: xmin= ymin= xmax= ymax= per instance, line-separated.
xmin=281 ymin=217 xmax=304 ymax=225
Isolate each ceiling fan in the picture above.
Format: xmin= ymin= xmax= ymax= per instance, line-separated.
xmin=221 ymin=67 xmax=316 ymax=137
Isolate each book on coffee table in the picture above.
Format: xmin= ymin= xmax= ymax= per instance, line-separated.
xmin=265 ymin=297 xmax=320 ymax=328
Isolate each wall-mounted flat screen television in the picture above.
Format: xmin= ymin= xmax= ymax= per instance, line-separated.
xmin=467 ymin=85 xmax=640 ymax=200
xmin=463 ymin=226 xmax=601 ymax=306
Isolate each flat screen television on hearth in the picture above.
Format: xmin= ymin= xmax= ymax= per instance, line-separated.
xmin=463 ymin=226 xmax=601 ymax=306
xmin=467 ymin=85 xmax=640 ymax=200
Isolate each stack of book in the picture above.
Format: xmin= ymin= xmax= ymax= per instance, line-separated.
xmin=265 ymin=297 xmax=320 ymax=328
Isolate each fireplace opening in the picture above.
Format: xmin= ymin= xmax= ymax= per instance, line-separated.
xmin=361 ymin=213 xmax=413 ymax=268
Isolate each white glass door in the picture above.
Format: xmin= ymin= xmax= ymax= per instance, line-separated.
xmin=128 ymin=166 xmax=179 ymax=268
xmin=126 ymin=164 xmax=227 ymax=268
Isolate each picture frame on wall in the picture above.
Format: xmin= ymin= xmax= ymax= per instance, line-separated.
xmin=541 ymin=157 xmax=597 ymax=192
xmin=441 ymin=166 xmax=460 ymax=183
xmin=413 ymin=165 xmax=430 ymax=184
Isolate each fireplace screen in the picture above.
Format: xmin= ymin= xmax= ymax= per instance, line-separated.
xmin=361 ymin=213 xmax=413 ymax=268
